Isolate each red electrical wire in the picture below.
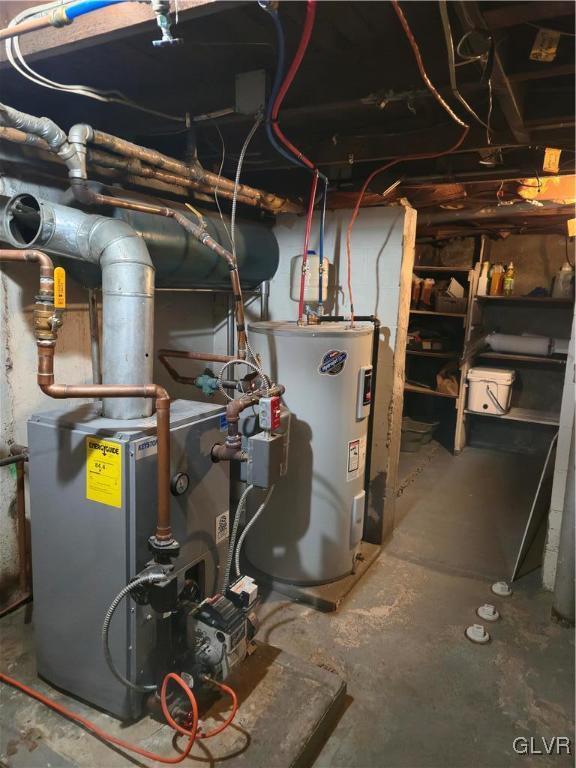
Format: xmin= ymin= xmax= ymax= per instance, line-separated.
xmin=270 ymin=0 xmax=321 ymax=322
xmin=345 ymin=0 xmax=470 ymax=324
xmin=271 ymin=0 xmax=317 ymax=172
xmin=0 ymin=670 xmax=237 ymax=764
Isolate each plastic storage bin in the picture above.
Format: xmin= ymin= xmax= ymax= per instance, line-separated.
xmin=401 ymin=417 xmax=439 ymax=452
xmin=467 ymin=367 xmax=515 ymax=415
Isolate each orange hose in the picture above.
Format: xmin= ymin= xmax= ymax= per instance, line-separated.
xmin=0 ymin=670 xmax=240 ymax=765
xmin=345 ymin=0 xmax=470 ymax=324
xmin=197 ymin=679 xmax=239 ymax=739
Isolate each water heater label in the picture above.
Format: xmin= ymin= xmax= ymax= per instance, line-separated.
xmin=347 ymin=435 xmax=366 ymax=482
xmin=86 ymin=438 xmax=122 ymax=508
xmin=319 ymin=349 xmax=348 ymax=376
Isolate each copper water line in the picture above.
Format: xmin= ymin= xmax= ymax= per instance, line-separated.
xmin=37 ymin=348 xmax=173 ymax=549
xmin=88 ymin=129 xmax=299 ymax=213
xmin=0 ymin=128 xmax=257 ymax=208
xmin=158 ymin=348 xmax=235 ymax=386
xmin=0 ymin=11 xmax=67 ymax=42
xmin=211 ymin=384 xmax=285 ymax=463
xmin=0 ymin=249 xmax=175 ymax=554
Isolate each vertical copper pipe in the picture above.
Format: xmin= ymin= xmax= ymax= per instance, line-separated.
xmin=0 ymin=249 xmax=174 ymax=553
xmin=37 ymin=347 xmax=173 ymax=547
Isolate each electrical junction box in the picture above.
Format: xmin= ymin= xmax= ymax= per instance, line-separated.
xmin=247 ymin=432 xmax=285 ymax=489
xmin=239 ymin=405 xmax=291 ymax=488
xmin=27 ymin=400 xmax=229 ymax=720
xmin=356 ymin=365 xmax=373 ymax=420
xmin=235 ymin=69 xmax=266 ymax=115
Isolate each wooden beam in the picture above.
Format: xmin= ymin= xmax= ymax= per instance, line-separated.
xmin=483 ymin=2 xmax=575 ymax=30
xmin=0 ymin=0 xmax=225 ymax=66
xmin=455 ymin=1 xmax=530 ymax=145
xmin=508 ymin=64 xmax=576 ymax=83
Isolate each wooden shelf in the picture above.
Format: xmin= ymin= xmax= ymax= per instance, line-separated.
xmin=475 ymin=295 xmax=573 ymax=305
xmin=464 ymin=406 xmax=559 ymax=426
xmin=410 ymin=309 xmax=467 ymax=318
xmin=405 ymin=383 xmax=458 ymax=399
xmin=413 ymin=266 xmax=472 ymax=273
xmin=477 ymin=352 xmax=566 ymax=365
xmin=406 ymin=350 xmax=459 ymax=358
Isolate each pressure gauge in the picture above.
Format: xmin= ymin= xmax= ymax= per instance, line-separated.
xmin=171 ymin=472 xmax=189 ymax=496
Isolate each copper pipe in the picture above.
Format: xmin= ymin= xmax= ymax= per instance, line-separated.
xmin=0 ymin=13 xmax=62 ymax=42
xmin=159 ymin=349 xmax=234 ymax=365
xmin=211 ymin=384 xmax=285 ymax=463
xmin=88 ymin=148 xmax=262 ymax=209
xmin=0 ymin=249 xmax=175 ymax=554
xmin=89 ymin=129 xmax=300 ymax=214
xmin=37 ymin=348 xmax=172 ymax=548
xmin=158 ymin=349 xmax=235 ymax=385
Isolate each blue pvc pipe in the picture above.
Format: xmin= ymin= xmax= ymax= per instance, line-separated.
xmin=64 ymin=0 xmax=128 ymax=21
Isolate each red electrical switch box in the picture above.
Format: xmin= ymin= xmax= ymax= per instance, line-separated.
xmin=259 ymin=395 xmax=281 ymax=431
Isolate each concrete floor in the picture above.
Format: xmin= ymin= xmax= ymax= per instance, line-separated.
xmin=1 ymin=444 xmax=574 ymax=767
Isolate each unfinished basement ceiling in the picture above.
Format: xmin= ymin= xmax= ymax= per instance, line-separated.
xmin=0 ymin=0 xmax=574 ymax=200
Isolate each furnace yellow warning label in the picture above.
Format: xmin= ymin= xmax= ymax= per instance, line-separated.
xmin=86 ymin=437 xmax=122 ymax=508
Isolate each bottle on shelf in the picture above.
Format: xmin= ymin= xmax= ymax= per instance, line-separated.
xmin=503 ymin=262 xmax=515 ymax=296
xmin=489 ymin=263 xmax=504 ymax=296
xmin=477 ymin=261 xmax=490 ymax=296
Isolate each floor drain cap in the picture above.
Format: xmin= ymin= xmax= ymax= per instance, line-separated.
xmin=491 ymin=581 xmax=512 ymax=597
xmin=465 ymin=624 xmax=490 ymax=644
xmin=477 ymin=603 xmax=500 ymax=622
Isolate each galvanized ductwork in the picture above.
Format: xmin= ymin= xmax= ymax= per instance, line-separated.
xmin=3 ymin=193 xmax=154 ymax=419
xmin=49 ymin=207 xmax=279 ymax=291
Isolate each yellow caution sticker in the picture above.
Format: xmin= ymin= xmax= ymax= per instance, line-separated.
xmin=543 ymin=148 xmax=561 ymax=174
xmin=54 ymin=266 xmax=66 ymax=309
xmin=568 ymin=218 xmax=576 ymax=238
xmin=86 ymin=437 xmax=122 ymax=508
xmin=530 ymin=28 xmax=560 ymax=62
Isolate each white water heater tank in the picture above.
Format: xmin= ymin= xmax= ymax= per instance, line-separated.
xmin=245 ymin=321 xmax=374 ymax=585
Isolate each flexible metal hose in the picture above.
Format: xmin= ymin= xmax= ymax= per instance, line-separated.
xmin=217 ymin=358 xmax=270 ymax=401
xmin=101 ymin=572 xmax=166 ymax=692
xmin=234 ymin=485 xmax=275 ymax=578
xmin=230 ymin=113 xmax=263 ymax=261
xmin=222 ymin=484 xmax=254 ymax=591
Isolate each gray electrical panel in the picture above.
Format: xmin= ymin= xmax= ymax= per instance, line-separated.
xmin=27 ymin=400 xmax=229 ymax=720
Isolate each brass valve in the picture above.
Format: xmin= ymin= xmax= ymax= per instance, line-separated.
xmin=34 ymin=303 xmax=61 ymax=342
